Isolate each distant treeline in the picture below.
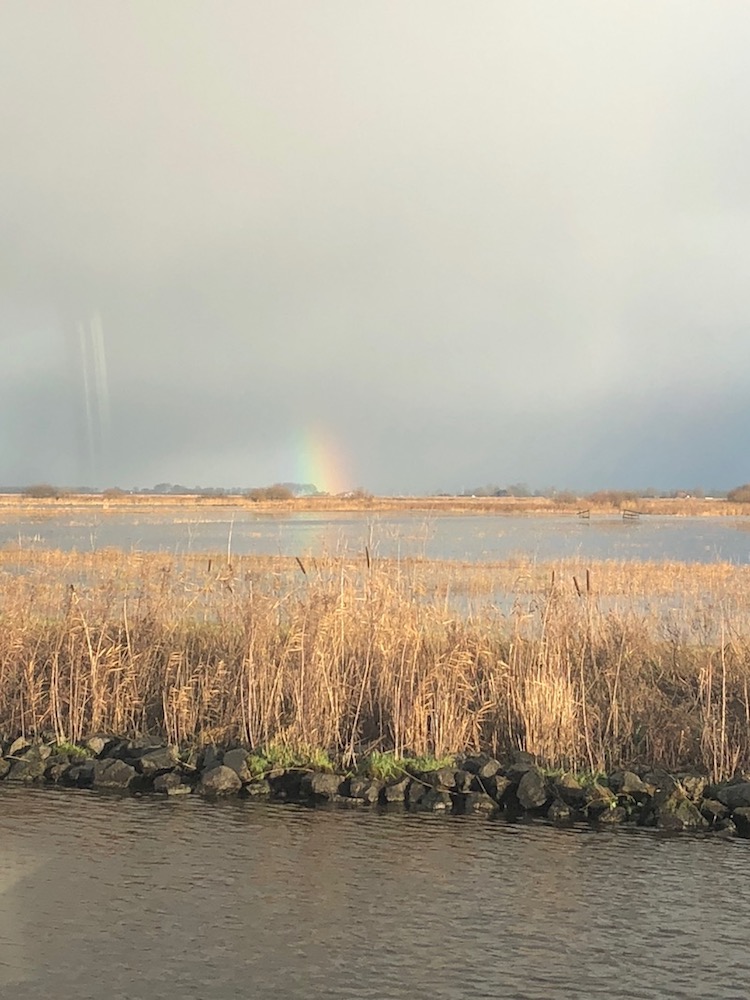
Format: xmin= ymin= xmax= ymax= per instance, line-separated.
xmin=7 ymin=482 xmax=750 ymax=503
xmin=456 ymin=484 xmax=739 ymax=503
xmin=11 ymin=482 xmax=321 ymax=500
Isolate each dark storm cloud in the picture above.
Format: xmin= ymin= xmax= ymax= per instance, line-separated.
xmin=2 ymin=1 xmax=750 ymax=491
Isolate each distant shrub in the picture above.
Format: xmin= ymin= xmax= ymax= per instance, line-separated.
xmin=728 ymin=484 xmax=750 ymax=503
xmin=506 ymin=483 xmax=531 ymax=497
xmin=587 ymin=490 xmax=639 ymax=509
xmin=344 ymin=487 xmax=374 ymax=500
xmin=24 ymin=483 xmax=60 ymax=499
xmin=245 ymin=484 xmax=295 ymax=502
xmin=554 ymin=491 xmax=579 ymax=506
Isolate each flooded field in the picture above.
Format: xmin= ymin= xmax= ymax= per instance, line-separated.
xmin=2 ymin=509 xmax=750 ymax=563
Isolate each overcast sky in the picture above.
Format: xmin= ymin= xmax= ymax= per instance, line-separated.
xmin=2 ymin=2 xmax=749 ymax=493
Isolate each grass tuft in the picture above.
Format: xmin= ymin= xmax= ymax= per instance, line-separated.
xmin=246 ymin=743 xmax=335 ymax=778
xmin=54 ymin=740 xmax=91 ymax=759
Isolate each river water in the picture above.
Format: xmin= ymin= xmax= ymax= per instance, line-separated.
xmin=4 ymin=509 xmax=750 ymax=563
xmin=1 ymin=787 xmax=748 ymax=1000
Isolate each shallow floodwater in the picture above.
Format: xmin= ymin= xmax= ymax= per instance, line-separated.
xmin=1 ymin=788 xmax=748 ymax=999
xmin=4 ymin=510 xmax=750 ymax=563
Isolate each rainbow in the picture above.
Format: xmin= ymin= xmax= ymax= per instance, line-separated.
xmin=296 ymin=425 xmax=348 ymax=495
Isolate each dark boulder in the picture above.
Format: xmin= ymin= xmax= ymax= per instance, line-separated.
xmin=125 ymin=736 xmax=163 ymax=752
xmin=7 ymin=757 xmax=46 ymax=782
xmin=7 ymin=736 xmax=31 ymax=757
xmin=269 ymin=770 xmax=303 ymax=800
xmin=714 ymin=818 xmax=737 ymax=838
xmin=701 ymin=799 xmax=730 ymax=825
xmin=115 ymin=737 xmax=165 ymax=765
xmin=199 ymin=745 xmax=223 ymax=771
xmin=347 ymin=777 xmax=382 ymax=803
xmin=584 ymin=783 xmax=617 ymax=818
xmin=504 ymin=761 xmax=537 ymax=784
xmin=0 ymin=758 xmax=11 ymax=779
xmin=494 ymin=774 xmax=513 ymax=800
xmin=517 ymin=768 xmax=550 ymax=811
xmin=429 ymin=767 xmax=458 ymax=790
xmin=462 ymin=755 xmax=500 ymax=777
xmin=300 ymin=772 xmax=344 ymax=802
xmin=413 ymin=788 xmax=453 ymax=812
xmin=198 ymin=765 xmax=242 ymax=797
xmin=464 ymin=791 xmax=499 ymax=816
xmin=406 ymin=779 xmax=428 ymax=807
xmin=482 ymin=774 xmax=512 ymax=803
xmin=153 ymin=772 xmax=192 ymax=796
xmin=242 ymin=779 xmax=271 ymax=797
xmin=44 ymin=756 xmax=75 ymax=784
xmin=715 ymin=782 xmax=750 ymax=811
xmin=475 ymin=758 xmax=502 ymax=779
xmin=332 ymin=794 xmax=368 ymax=808
xmin=677 ymin=774 xmax=708 ymax=803
xmin=404 ymin=780 xmax=452 ymax=811
xmin=99 ymin=738 xmax=129 ymax=761
xmin=502 ymin=750 xmax=537 ymax=783
xmin=704 ymin=779 xmax=728 ymax=801
xmin=85 ymin=735 xmax=113 ymax=757
xmin=552 ymin=773 xmax=586 ymax=809
xmin=547 ymin=798 xmax=573 ymax=824
xmin=640 ymin=785 xmax=707 ymax=831
xmin=595 ymin=806 xmax=627 ymax=826
xmin=452 ymin=769 xmax=474 ymax=792
xmin=92 ymin=758 xmax=137 ymax=791
xmin=732 ymin=807 xmax=750 ymax=838
xmin=180 ymin=746 xmax=202 ymax=770
xmin=222 ymin=748 xmax=252 ymax=783
xmin=608 ymin=770 xmax=650 ymax=802
xmin=136 ymin=746 xmax=180 ymax=776
xmin=641 ymin=770 xmax=676 ymax=795
xmin=383 ymin=777 xmax=410 ymax=803
xmin=7 ymin=746 xmax=49 ymax=782
xmin=64 ymin=761 xmax=95 ymax=788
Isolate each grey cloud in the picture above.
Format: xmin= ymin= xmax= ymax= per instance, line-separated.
xmin=2 ymin=1 xmax=750 ymax=491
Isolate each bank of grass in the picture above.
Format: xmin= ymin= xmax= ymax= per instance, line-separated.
xmin=0 ymin=492 xmax=748 ymax=517
xmin=245 ymin=743 xmax=335 ymax=777
xmin=1 ymin=548 xmax=750 ymax=779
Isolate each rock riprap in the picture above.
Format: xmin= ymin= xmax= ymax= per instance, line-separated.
xmin=0 ymin=738 xmax=749 ymax=838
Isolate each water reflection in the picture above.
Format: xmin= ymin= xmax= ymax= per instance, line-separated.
xmin=1 ymin=787 xmax=749 ymax=999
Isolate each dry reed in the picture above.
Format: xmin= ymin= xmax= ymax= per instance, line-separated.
xmin=1 ymin=548 xmax=750 ymax=778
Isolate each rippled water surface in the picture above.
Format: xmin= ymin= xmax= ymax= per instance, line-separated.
xmin=4 ymin=510 xmax=750 ymax=563
xmin=1 ymin=787 xmax=749 ymax=999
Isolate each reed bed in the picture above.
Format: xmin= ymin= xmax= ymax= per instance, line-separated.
xmin=1 ymin=548 xmax=750 ymax=778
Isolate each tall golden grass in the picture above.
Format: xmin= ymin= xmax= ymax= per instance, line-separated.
xmin=1 ymin=547 xmax=750 ymax=779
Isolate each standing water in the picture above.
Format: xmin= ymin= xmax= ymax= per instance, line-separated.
xmin=0 ymin=788 xmax=748 ymax=999
xmin=2 ymin=510 xmax=750 ymax=563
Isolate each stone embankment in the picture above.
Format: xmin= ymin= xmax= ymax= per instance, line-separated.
xmin=4 ymin=736 xmax=750 ymax=837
